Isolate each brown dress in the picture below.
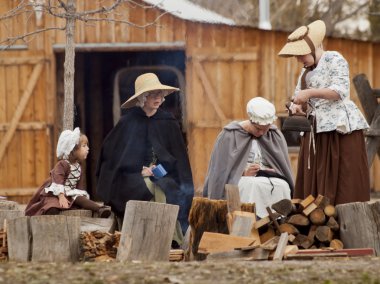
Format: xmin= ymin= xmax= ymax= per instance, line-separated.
xmin=25 ymin=160 xmax=85 ymax=216
xmin=294 ymin=129 xmax=370 ymax=205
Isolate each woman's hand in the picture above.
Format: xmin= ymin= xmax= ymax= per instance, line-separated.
xmin=243 ymin=163 xmax=260 ymax=176
xmin=58 ymin=193 xmax=69 ymax=208
xmin=292 ymin=89 xmax=311 ymax=105
xmin=288 ymin=102 xmax=306 ymax=116
xmin=141 ymin=165 xmax=155 ymax=177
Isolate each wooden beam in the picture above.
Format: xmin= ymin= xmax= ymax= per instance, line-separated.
xmin=0 ymin=62 xmax=44 ymax=164
xmin=353 ymin=74 xmax=378 ymax=124
xmin=193 ymin=61 xmax=227 ymax=121
xmin=0 ymin=57 xmax=45 ymax=66
xmin=0 ymin=122 xmax=48 ymax=131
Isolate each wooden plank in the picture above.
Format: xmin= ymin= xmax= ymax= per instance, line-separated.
xmin=230 ymin=211 xmax=260 ymax=243
xmin=30 ymin=215 xmax=81 ymax=262
xmin=336 ymin=201 xmax=380 ymax=256
xmin=300 ymin=195 xmax=315 ymax=209
xmin=79 ymin=217 xmax=115 ymax=233
xmin=0 ymin=63 xmax=44 ymax=163
xmin=198 ymin=232 xmax=257 ymax=254
xmin=225 ymin=184 xmax=241 ymax=213
xmin=302 ymin=203 xmax=318 ymax=216
xmin=117 ymin=201 xmax=179 ymax=261
xmin=0 ymin=122 xmax=47 ymax=131
xmin=0 ymin=57 xmax=45 ymax=66
xmin=273 ymin=232 xmax=289 ymax=261
xmin=0 ymin=64 xmax=7 ymax=187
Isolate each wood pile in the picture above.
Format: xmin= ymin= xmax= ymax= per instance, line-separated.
xmin=198 ymin=189 xmax=376 ymax=260
xmin=0 ymin=221 xmax=7 ymax=261
xmin=79 ymin=230 xmax=120 ymax=262
xmin=262 ymin=194 xmax=343 ymax=251
xmin=80 ymin=230 xmax=185 ymax=262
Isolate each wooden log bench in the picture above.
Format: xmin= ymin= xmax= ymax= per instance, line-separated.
xmin=353 ymin=74 xmax=380 ymax=166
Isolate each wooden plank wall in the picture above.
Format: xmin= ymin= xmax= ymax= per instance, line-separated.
xmin=0 ymin=0 xmax=379 ymax=203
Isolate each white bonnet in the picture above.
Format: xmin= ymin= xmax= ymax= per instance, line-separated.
xmin=56 ymin=127 xmax=81 ymax=159
xmin=246 ymin=97 xmax=277 ymax=125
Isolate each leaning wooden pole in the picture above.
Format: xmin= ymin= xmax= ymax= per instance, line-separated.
xmin=63 ymin=0 xmax=76 ymax=130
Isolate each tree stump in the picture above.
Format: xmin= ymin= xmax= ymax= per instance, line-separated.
xmin=0 ymin=200 xmax=20 ymax=210
xmin=0 ymin=210 xmax=24 ymax=230
xmin=117 ymin=201 xmax=179 ymax=262
xmin=336 ymin=201 xmax=380 ymax=256
xmin=8 ymin=215 xmax=81 ymax=262
xmin=7 ymin=217 xmax=31 ymax=262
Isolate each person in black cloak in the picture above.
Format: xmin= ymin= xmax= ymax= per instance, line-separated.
xmin=96 ymin=73 xmax=194 ymax=245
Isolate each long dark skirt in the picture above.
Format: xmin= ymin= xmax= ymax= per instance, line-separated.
xmin=294 ymin=130 xmax=370 ymax=205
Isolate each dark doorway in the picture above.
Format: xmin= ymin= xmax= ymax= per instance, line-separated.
xmin=55 ymin=50 xmax=186 ymax=199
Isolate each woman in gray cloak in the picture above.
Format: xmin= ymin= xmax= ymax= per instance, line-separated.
xmin=203 ymin=97 xmax=294 ymax=218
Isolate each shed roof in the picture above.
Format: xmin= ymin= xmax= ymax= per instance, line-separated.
xmin=143 ymin=0 xmax=236 ymax=25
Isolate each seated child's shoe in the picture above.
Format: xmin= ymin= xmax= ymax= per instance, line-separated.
xmin=98 ymin=206 xmax=112 ymax=218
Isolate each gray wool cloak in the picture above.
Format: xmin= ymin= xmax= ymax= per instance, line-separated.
xmin=203 ymin=121 xmax=294 ymax=199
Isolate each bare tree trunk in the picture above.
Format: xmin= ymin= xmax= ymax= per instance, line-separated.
xmin=63 ymin=0 xmax=76 ymax=130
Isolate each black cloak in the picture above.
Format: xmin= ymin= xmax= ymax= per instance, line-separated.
xmin=96 ymin=107 xmax=194 ymax=233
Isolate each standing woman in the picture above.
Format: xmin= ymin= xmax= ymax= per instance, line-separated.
xmin=278 ymin=20 xmax=370 ymax=205
xmin=96 ymin=73 xmax=194 ymax=245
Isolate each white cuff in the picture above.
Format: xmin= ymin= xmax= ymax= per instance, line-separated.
xmin=45 ymin=183 xmax=65 ymax=196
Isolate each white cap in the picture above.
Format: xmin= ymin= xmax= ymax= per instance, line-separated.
xmin=56 ymin=127 xmax=81 ymax=159
xmin=246 ymin=97 xmax=277 ymax=125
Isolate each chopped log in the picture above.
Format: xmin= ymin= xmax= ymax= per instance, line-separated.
xmin=225 ymin=184 xmax=242 ymax=213
xmin=326 ymin=216 xmax=339 ymax=231
xmin=288 ymin=234 xmax=296 ymax=243
xmin=279 ymin=223 xmax=299 ymax=235
xmin=273 ymin=232 xmax=289 ymax=261
xmin=271 ymin=199 xmax=295 ymax=216
xmin=198 ymin=232 xmax=257 ymax=254
xmin=330 ymin=239 xmax=344 ymax=250
xmin=283 ymin=245 xmax=298 ymax=258
xmin=254 ymin=216 xmax=270 ymax=229
xmin=314 ymin=195 xmax=330 ymax=209
xmin=315 ymin=226 xmax=333 ymax=243
xmin=117 ymin=201 xmax=179 ymax=261
xmin=300 ymin=195 xmax=315 ymax=209
xmin=260 ymin=235 xmax=280 ymax=251
xmin=231 ymin=211 xmax=260 ymax=243
xmin=259 ymin=226 xmax=275 ymax=244
xmin=336 ymin=201 xmax=380 ymax=255
xmin=302 ymin=203 xmax=317 ymax=216
xmin=7 ymin=217 xmax=30 ymax=262
xmin=324 ymin=204 xmax=336 ymax=217
xmin=287 ymin=214 xmax=310 ymax=226
xmin=309 ymin=208 xmax=326 ymax=225
xmin=0 ymin=210 xmax=24 ymax=230
xmin=307 ymin=225 xmax=318 ymax=242
xmin=293 ymin=234 xmax=314 ymax=249
xmin=79 ymin=231 xmax=120 ymax=261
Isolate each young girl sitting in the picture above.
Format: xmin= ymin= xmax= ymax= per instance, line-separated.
xmin=25 ymin=127 xmax=111 ymax=218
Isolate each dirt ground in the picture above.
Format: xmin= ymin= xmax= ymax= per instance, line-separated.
xmin=0 ymin=257 xmax=379 ymax=284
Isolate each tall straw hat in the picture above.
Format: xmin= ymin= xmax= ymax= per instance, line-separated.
xmin=121 ymin=73 xmax=179 ymax=109
xmin=278 ymin=20 xmax=326 ymax=57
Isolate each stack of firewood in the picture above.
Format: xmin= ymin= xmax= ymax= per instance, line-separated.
xmin=260 ymin=194 xmax=343 ymax=250
xmin=0 ymin=221 xmax=8 ymax=261
xmin=79 ymin=230 xmax=121 ymax=261
xmin=169 ymin=249 xmax=185 ymax=261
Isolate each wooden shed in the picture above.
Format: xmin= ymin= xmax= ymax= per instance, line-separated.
xmin=0 ymin=0 xmax=379 ymax=204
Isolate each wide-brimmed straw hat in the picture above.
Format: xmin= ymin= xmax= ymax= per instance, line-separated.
xmin=278 ymin=20 xmax=326 ymax=57
xmin=121 ymin=73 xmax=179 ymax=109
xmin=247 ymin=97 xmax=277 ymax=125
